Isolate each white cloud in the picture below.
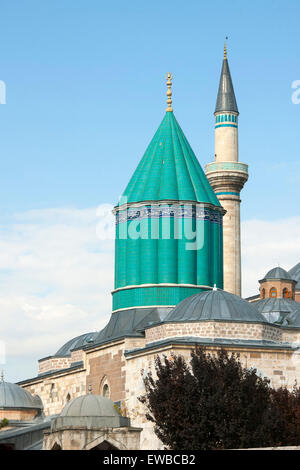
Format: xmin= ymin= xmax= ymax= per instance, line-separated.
xmin=0 ymin=206 xmax=115 ymax=382
xmin=241 ymin=216 xmax=300 ymax=297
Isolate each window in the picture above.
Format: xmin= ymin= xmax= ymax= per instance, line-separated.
xmin=102 ymin=384 xmax=110 ymax=398
xmin=270 ymin=287 xmax=277 ymax=298
xmin=283 ymin=288 xmax=290 ymax=298
xmin=66 ymin=393 xmax=71 ymax=403
xmin=261 ymin=288 xmax=265 ymax=299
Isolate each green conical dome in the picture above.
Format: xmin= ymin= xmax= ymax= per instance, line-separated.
xmin=113 ymin=110 xmax=224 ymax=313
xmin=121 ymin=112 xmax=220 ymax=206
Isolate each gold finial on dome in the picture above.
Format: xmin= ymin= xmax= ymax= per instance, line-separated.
xmin=224 ymin=36 xmax=228 ymax=59
xmin=166 ymin=72 xmax=173 ymax=112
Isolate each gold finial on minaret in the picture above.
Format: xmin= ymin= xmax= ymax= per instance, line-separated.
xmin=165 ymin=72 xmax=173 ymax=112
xmin=224 ymin=36 xmax=228 ymax=59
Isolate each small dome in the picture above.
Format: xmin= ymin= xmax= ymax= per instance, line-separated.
xmin=253 ymin=298 xmax=300 ymax=324
xmin=165 ymin=289 xmax=265 ymax=323
xmin=289 ymin=262 xmax=300 ymax=289
xmin=261 ymin=267 xmax=292 ymax=282
xmin=55 ymin=332 xmax=98 ymax=357
xmin=0 ymin=381 xmax=43 ymax=410
xmin=60 ymin=394 xmax=119 ymax=418
xmin=51 ymin=394 xmax=130 ymax=431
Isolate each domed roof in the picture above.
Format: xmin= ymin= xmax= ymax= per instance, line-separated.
xmin=164 ymin=289 xmax=265 ymax=323
xmin=261 ymin=267 xmax=293 ymax=282
xmin=289 ymin=262 xmax=300 ymax=289
xmin=120 ymin=112 xmax=220 ymax=206
xmin=51 ymin=394 xmax=130 ymax=431
xmin=60 ymin=394 xmax=119 ymax=418
xmin=55 ymin=332 xmax=98 ymax=357
xmin=252 ymin=298 xmax=300 ymax=324
xmin=281 ymin=309 xmax=300 ymax=327
xmin=0 ymin=381 xmax=43 ymax=410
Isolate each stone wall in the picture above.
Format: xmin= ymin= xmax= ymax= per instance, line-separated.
xmin=145 ymin=321 xmax=282 ymax=344
xmin=21 ymin=369 xmax=86 ymax=416
xmin=0 ymin=409 xmax=37 ymax=421
xmin=281 ymin=328 xmax=300 ymax=344
xmin=38 ymin=357 xmax=72 ymax=375
xmin=43 ymin=426 xmax=141 ymax=450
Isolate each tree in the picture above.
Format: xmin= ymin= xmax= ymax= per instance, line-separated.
xmin=139 ymin=347 xmax=295 ymax=450
xmin=270 ymin=385 xmax=300 ymax=446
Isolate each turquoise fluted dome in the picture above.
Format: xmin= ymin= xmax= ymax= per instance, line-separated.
xmin=113 ymin=109 xmax=224 ymax=312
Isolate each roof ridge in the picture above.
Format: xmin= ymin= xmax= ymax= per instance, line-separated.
xmin=170 ymin=114 xmax=197 ymax=201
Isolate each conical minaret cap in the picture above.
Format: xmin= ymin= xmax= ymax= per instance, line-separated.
xmin=215 ymin=46 xmax=238 ymax=114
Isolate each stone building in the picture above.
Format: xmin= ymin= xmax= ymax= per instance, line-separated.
xmin=0 ymin=378 xmax=50 ymax=450
xmin=43 ymin=394 xmax=141 ymax=450
xmin=15 ymin=47 xmax=300 ymax=450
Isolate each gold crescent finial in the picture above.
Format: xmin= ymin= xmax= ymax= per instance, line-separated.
xmin=224 ymin=36 xmax=228 ymax=59
xmin=165 ymin=72 xmax=173 ymax=112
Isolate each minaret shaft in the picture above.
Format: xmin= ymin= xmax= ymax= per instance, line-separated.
xmin=206 ymin=51 xmax=248 ymax=297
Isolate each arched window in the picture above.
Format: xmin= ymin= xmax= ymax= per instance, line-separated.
xmin=261 ymin=288 xmax=265 ymax=299
xmin=270 ymin=287 xmax=277 ymax=298
xmin=51 ymin=443 xmax=62 ymax=450
xmin=102 ymin=384 xmax=110 ymax=398
xmin=225 ymin=114 xmax=228 ymax=121
xmin=283 ymin=288 xmax=290 ymax=298
xmin=221 ymin=115 xmax=224 ymax=122
xmin=228 ymin=114 xmax=231 ymax=122
xmin=66 ymin=393 xmax=71 ymax=403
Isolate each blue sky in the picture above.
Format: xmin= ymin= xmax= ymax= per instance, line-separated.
xmin=0 ymin=1 xmax=300 ymax=381
xmin=0 ymin=0 xmax=299 ymax=217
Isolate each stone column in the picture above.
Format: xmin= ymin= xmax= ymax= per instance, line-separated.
xmin=205 ymin=162 xmax=248 ymax=296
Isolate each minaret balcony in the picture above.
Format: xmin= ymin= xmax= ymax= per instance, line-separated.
xmin=205 ymin=161 xmax=248 ymax=174
xmin=205 ymin=162 xmax=248 ymax=194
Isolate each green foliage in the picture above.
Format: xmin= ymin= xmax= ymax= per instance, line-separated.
xmin=139 ymin=347 xmax=300 ymax=450
xmin=0 ymin=418 xmax=9 ymax=429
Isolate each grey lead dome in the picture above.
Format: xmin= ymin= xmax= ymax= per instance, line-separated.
xmin=60 ymin=394 xmax=120 ymax=418
xmin=51 ymin=394 xmax=130 ymax=431
xmin=55 ymin=332 xmax=98 ymax=357
xmin=262 ymin=267 xmax=293 ymax=282
xmin=164 ymin=289 xmax=265 ymax=323
xmin=0 ymin=381 xmax=43 ymax=410
xmin=289 ymin=262 xmax=300 ymax=289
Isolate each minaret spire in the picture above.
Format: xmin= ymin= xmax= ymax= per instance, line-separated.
xmin=166 ymin=73 xmax=173 ymax=112
xmin=215 ymin=41 xmax=238 ymax=114
xmin=224 ymin=37 xmax=227 ymax=59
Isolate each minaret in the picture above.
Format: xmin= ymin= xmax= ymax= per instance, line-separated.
xmin=205 ymin=44 xmax=248 ymax=297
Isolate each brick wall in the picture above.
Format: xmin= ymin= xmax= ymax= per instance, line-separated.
xmin=260 ymin=280 xmax=295 ymax=299
xmin=86 ymin=343 xmax=126 ymax=402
